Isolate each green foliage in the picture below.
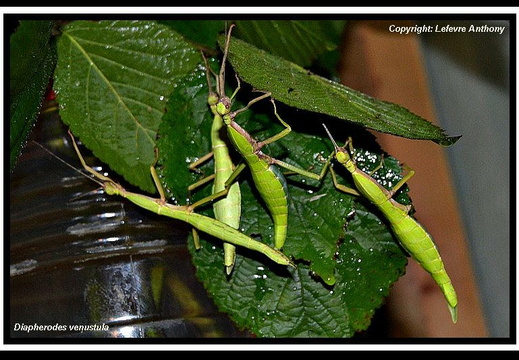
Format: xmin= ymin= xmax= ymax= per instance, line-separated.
xmin=233 ymin=20 xmax=342 ymax=68
xmin=10 ymin=20 xmax=57 ymax=171
xmin=11 ymin=19 xmax=459 ymax=337
xmin=158 ymin=20 xmax=343 ymax=69
xmin=158 ymin=20 xmax=225 ymax=50
xmin=156 ymin=64 xmax=213 ymax=204
xmin=53 ymin=20 xmax=201 ymax=193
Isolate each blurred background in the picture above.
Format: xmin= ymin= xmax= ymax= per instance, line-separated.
xmin=420 ymin=19 xmax=510 ymax=338
xmin=339 ymin=19 xmax=510 ymax=338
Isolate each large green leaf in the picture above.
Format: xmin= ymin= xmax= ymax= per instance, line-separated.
xmin=221 ymin=35 xmax=460 ymax=146
xmin=54 ymin=20 xmax=201 ymax=193
xmin=157 ymin=62 xmax=408 ymax=337
xmin=10 ymin=20 xmax=57 ymax=171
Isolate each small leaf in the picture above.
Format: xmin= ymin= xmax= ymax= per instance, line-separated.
xmin=221 ymin=35 xmax=460 ymax=146
xmin=54 ymin=20 xmax=201 ymax=193
xmin=10 ymin=20 xmax=57 ymax=171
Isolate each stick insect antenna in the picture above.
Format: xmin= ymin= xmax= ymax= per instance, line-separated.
xmin=218 ymin=23 xmax=235 ymax=96
xmin=32 ymin=140 xmax=105 ymax=188
xmin=322 ymin=123 xmax=340 ymax=151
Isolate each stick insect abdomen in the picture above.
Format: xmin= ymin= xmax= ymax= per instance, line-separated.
xmin=360 ymin=184 xmax=458 ymax=322
xmin=227 ymin=121 xmax=289 ymax=250
xmin=387 ymin=210 xmax=458 ymax=310
xmin=211 ymin=111 xmax=242 ymax=273
xmin=248 ymin=158 xmax=289 ymax=250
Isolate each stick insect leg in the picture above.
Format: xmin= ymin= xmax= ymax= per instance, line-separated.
xmin=368 ymin=155 xmax=385 ymax=177
xmin=188 ymin=173 xmax=216 ymax=194
xmin=188 ymin=162 xmax=247 ymax=211
xmin=152 ymin=148 xmax=203 ymax=248
xmin=150 ymin=148 xmax=169 ymax=204
xmin=223 ymin=162 xmax=247 ymax=188
xmin=329 ymin=166 xmax=361 ymax=196
xmin=68 ymin=130 xmax=111 ymax=183
xmin=257 ymin=99 xmax=292 ymax=147
xmin=228 ymin=73 xmax=241 ymax=101
xmin=187 ymin=152 xmax=217 ymax=197
xmin=270 ymin=155 xmax=331 ymax=182
xmin=231 ymin=91 xmax=272 ymax=119
xmin=366 ymin=150 xmax=415 ymax=199
xmin=389 ymin=165 xmax=415 ymax=197
xmin=188 ymin=151 xmax=214 ymax=173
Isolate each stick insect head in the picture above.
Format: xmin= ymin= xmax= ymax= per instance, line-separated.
xmin=322 ymin=124 xmax=352 ymax=166
xmin=216 ymin=96 xmax=232 ymax=122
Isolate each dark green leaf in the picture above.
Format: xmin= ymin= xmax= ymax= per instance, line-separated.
xmin=233 ymin=20 xmax=342 ymax=68
xmin=159 ymin=20 xmax=344 ymax=69
xmin=221 ymin=35 xmax=460 ymax=146
xmin=54 ymin=20 xmax=201 ymax=193
xmin=10 ymin=20 xmax=57 ymax=171
xmin=189 ymin=172 xmax=407 ymax=337
xmin=338 ymin=207 xmax=408 ymax=329
xmin=157 ymin=63 xmax=214 ymax=203
xmin=158 ymin=20 xmax=225 ymax=50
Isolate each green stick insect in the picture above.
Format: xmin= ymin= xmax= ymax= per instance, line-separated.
xmin=187 ymin=53 xmax=243 ymax=275
xmin=43 ymin=131 xmax=294 ymax=269
xmin=206 ymin=24 xmax=325 ymax=250
xmin=321 ymin=124 xmax=458 ymax=323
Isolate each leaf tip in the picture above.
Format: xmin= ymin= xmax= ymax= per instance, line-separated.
xmin=437 ymin=134 xmax=462 ymax=147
